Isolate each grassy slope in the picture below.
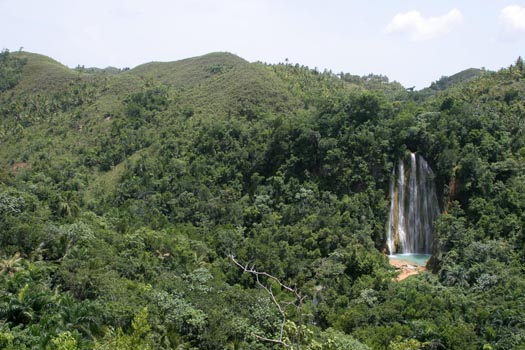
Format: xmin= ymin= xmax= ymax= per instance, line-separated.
xmin=0 ymin=52 xmax=299 ymax=189
xmin=128 ymin=52 xmax=249 ymax=87
xmin=9 ymin=51 xmax=78 ymax=93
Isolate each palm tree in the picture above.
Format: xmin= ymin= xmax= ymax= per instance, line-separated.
xmin=57 ymin=192 xmax=80 ymax=218
xmin=0 ymin=252 xmax=23 ymax=276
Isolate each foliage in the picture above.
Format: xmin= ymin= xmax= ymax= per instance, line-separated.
xmin=0 ymin=49 xmax=27 ymax=92
xmin=47 ymin=332 xmax=78 ymax=350
xmin=0 ymin=50 xmax=524 ymax=349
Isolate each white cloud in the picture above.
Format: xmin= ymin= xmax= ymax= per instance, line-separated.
xmin=386 ymin=8 xmax=463 ymax=41
xmin=500 ymin=5 xmax=525 ymax=31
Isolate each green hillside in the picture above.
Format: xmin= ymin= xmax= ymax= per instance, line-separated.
xmin=9 ymin=51 xmax=78 ymax=93
xmin=1 ymin=49 xmax=525 ymax=349
xmin=428 ymin=67 xmax=487 ymax=91
xmin=129 ymin=52 xmax=249 ymax=86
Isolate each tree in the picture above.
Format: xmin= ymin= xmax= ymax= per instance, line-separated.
xmin=47 ymin=332 xmax=78 ymax=350
xmin=230 ymin=255 xmax=307 ymax=349
xmin=0 ymin=49 xmax=27 ymax=92
xmin=94 ymin=308 xmax=154 ymax=350
xmin=0 ymin=252 xmax=23 ymax=276
xmin=57 ymin=192 xmax=80 ymax=218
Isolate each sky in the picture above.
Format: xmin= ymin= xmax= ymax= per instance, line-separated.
xmin=1 ymin=0 xmax=524 ymax=88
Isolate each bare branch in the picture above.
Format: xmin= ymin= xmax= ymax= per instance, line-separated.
xmin=254 ymin=334 xmax=289 ymax=347
xmin=229 ymin=254 xmax=306 ymax=348
xmin=229 ymin=255 xmax=296 ymax=293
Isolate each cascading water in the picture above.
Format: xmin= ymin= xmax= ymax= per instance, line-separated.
xmin=387 ymin=152 xmax=440 ymax=255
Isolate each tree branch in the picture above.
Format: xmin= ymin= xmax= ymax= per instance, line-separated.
xmin=229 ymin=254 xmax=305 ymax=348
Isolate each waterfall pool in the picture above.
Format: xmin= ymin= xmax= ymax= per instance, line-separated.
xmin=388 ymin=254 xmax=431 ymax=266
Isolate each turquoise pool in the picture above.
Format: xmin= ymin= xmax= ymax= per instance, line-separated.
xmin=389 ymin=254 xmax=431 ymax=266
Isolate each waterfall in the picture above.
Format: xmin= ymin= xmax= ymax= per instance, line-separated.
xmin=387 ymin=153 xmax=440 ymax=254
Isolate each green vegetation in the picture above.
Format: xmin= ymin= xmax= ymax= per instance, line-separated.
xmin=0 ymin=51 xmax=524 ymax=349
xmin=428 ymin=68 xmax=487 ymax=91
xmin=0 ymin=50 xmax=27 ymax=92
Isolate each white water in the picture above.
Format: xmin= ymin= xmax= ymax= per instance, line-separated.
xmin=387 ymin=153 xmax=440 ymax=254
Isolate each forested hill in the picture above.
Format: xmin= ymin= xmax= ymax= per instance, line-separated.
xmin=428 ymin=68 xmax=487 ymax=91
xmin=1 ymin=49 xmax=525 ymax=350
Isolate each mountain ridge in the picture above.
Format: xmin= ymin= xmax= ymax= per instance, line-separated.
xmin=8 ymin=50 xmax=496 ymax=94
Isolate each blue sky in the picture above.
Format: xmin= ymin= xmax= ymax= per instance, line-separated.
xmin=1 ymin=0 xmax=524 ymax=88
